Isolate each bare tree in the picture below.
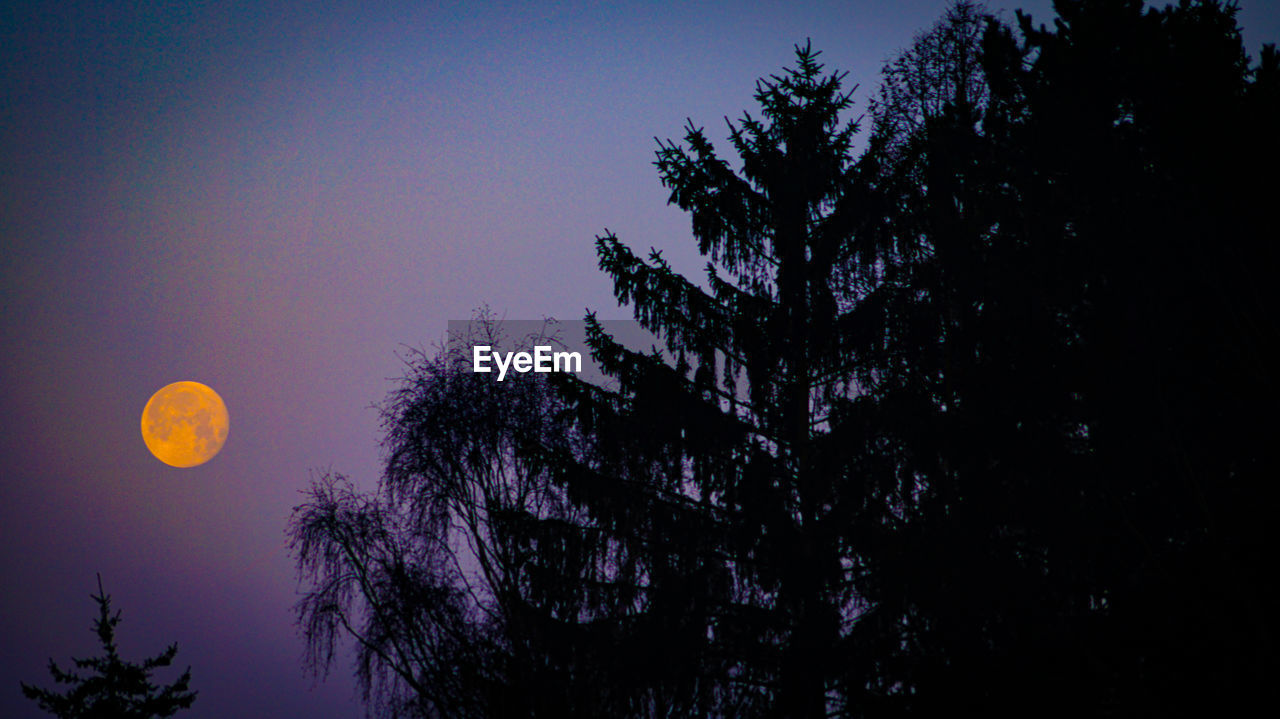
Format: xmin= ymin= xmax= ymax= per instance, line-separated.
xmin=868 ymin=0 xmax=993 ymax=171
xmin=289 ymin=312 xmax=584 ymax=718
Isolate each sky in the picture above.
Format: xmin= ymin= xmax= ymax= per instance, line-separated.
xmin=3 ymin=1 xmax=1278 ymax=716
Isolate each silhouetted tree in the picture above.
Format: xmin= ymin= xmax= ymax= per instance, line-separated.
xmin=868 ymin=0 xmax=992 ymax=174
xmin=20 ymin=575 xmax=196 ymax=719
xmin=859 ymin=0 xmax=1280 ymax=714
xmin=292 ymin=47 xmax=902 ymax=718
xmin=290 ymin=4 xmax=1280 ymax=716
xmin=289 ymin=313 xmax=585 ymax=718
xmin=526 ymin=42 xmax=904 ymax=717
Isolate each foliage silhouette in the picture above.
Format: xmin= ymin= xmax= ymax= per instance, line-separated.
xmin=869 ymin=1 xmax=991 ymax=176
xmin=293 ymin=41 xmax=892 ymax=714
xmin=290 ymin=313 xmax=585 ymax=718
xmin=527 ymin=41 xmax=901 ymax=718
xmin=20 ymin=575 xmax=197 ymax=719
xmin=860 ymin=0 xmax=1280 ymax=714
xmin=290 ymin=2 xmax=1280 ymax=716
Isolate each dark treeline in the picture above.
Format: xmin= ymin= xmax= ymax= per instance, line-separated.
xmin=288 ymin=1 xmax=1279 ymax=716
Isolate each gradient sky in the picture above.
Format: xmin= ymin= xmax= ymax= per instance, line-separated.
xmin=4 ymin=1 xmax=1278 ymax=716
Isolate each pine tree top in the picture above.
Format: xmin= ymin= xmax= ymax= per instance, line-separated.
xmin=20 ymin=575 xmax=197 ymax=719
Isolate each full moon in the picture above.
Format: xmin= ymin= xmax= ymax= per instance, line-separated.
xmin=141 ymin=381 xmax=229 ymax=468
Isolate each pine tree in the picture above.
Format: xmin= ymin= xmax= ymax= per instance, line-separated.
xmin=531 ymin=42 xmax=903 ymax=717
xmin=20 ymin=576 xmax=197 ymax=719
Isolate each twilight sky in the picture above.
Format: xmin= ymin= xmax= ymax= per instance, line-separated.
xmin=3 ymin=1 xmax=1277 ymax=716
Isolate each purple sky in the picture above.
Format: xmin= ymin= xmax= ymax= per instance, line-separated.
xmin=3 ymin=1 xmax=1277 ymax=716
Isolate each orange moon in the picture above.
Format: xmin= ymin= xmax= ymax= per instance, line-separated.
xmin=141 ymin=381 xmax=229 ymax=468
